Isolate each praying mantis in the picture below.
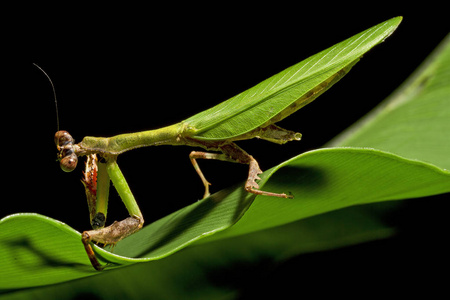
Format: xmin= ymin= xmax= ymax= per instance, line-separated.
xmin=48 ymin=17 xmax=401 ymax=270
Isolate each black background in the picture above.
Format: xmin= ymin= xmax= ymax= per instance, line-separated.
xmin=6 ymin=5 xmax=449 ymax=297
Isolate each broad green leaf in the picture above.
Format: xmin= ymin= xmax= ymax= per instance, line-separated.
xmin=0 ymin=204 xmax=397 ymax=300
xmin=185 ymin=17 xmax=402 ymax=140
xmin=328 ymin=34 xmax=450 ymax=170
xmin=1 ymin=148 xmax=449 ymax=289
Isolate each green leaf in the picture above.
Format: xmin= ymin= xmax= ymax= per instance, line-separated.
xmin=1 ymin=148 xmax=449 ymax=289
xmin=328 ymin=34 xmax=450 ymax=170
xmin=185 ymin=17 xmax=402 ymax=140
xmin=0 ymin=204 xmax=398 ymax=299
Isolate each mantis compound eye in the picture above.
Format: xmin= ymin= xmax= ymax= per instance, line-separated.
xmin=55 ymin=130 xmax=78 ymax=172
xmin=60 ymin=153 xmax=78 ymax=172
xmin=55 ymin=130 xmax=74 ymax=148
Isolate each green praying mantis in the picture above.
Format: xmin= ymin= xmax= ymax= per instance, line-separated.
xmin=47 ymin=17 xmax=401 ymax=270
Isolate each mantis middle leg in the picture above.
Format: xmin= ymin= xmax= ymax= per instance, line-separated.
xmin=189 ymin=142 xmax=293 ymax=199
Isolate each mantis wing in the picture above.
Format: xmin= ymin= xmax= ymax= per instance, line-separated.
xmin=184 ymin=17 xmax=402 ymax=141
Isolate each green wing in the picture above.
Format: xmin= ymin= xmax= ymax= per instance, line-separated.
xmin=183 ymin=17 xmax=402 ymax=141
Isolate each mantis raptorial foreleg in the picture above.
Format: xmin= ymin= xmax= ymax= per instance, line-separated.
xmin=190 ymin=142 xmax=294 ymax=199
xmin=81 ymin=157 xmax=144 ymax=270
xmin=82 ymin=216 xmax=142 ymax=270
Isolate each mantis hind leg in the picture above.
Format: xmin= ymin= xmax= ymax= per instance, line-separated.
xmin=189 ymin=142 xmax=293 ymax=199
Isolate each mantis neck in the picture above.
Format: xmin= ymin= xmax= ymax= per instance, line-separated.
xmin=79 ymin=123 xmax=185 ymax=155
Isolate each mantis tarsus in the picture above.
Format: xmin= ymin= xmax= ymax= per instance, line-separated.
xmin=49 ymin=17 xmax=401 ymax=270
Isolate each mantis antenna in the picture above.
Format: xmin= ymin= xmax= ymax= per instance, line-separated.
xmin=33 ymin=63 xmax=60 ymax=131
xmin=34 ymin=63 xmax=78 ymax=171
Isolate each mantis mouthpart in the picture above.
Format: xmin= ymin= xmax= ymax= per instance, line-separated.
xmin=52 ymin=17 xmax=402 ymax=270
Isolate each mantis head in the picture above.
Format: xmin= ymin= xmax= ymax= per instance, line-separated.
xmin=55 ymin=130 xmax=78 ymax=172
